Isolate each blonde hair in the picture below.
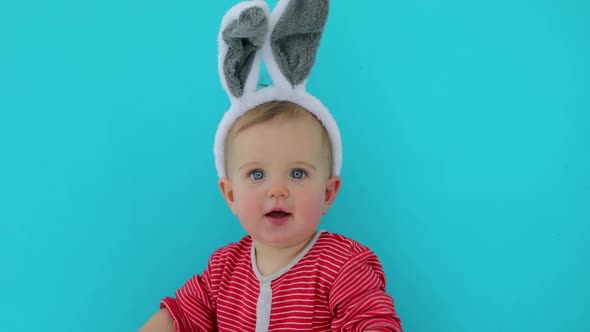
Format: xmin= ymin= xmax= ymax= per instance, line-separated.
xmin=225 ymin=100 xmax=332 ymax=175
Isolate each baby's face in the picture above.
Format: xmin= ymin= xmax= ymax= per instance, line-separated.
xmin=220 ymin=115 xmax=340 ymax=249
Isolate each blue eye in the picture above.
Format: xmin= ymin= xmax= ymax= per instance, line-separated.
xmin=290 ymin=168 xmax=307 ymax=179
xmin=249 ymin=169 xmax=265 ymax=180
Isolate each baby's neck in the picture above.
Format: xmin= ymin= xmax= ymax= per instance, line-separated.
xmin=254 ymin=233 xmax=316 ymax=276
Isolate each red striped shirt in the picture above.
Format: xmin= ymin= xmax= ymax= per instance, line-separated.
xmin=161 ymin=231 xmax=403 ymax=331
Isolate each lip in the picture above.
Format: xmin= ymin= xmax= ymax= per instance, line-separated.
xmin=264 ymin=208 xmax=292 ymax=226
xmin=266 ymin=207 xmax=290 ymax=214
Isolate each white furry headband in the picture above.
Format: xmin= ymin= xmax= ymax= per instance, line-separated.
xmin=213 ymin=0 xmax=342 ymax=178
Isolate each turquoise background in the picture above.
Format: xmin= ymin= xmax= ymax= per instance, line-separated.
xmin=1 ymin=0 xmax=589 ymax=331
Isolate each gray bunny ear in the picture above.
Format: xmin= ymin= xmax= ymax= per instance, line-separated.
xmin=220 ymin=4 xmax=269 ymax=98
xmin=270 ymin=0 xmax=329 ymax=88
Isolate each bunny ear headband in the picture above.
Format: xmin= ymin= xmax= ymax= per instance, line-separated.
xmin=213 ymin=0 xmax=342 ymax=178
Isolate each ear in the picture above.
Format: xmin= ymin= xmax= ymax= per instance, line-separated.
xmin=266 ymin=0 xmax=330 ymax=88
xmin=322 ymin=175 xmax=341 ymax=214
xmin=218 ymin=1 xmax=270 ymax=100
xmin=219 ymin=177 xmax=238 ymax=215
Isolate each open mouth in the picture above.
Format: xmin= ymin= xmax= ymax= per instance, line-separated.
xmin=265 ymin=210 xmax=292 ymax=225
xmin=266 ymin=211 xmax=291 ymax=218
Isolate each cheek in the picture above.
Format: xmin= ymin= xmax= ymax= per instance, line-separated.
xmin=234 ymin=187 xmax=263 ymax=218
xmin=297 ymin=190 xmax=325 ymax=219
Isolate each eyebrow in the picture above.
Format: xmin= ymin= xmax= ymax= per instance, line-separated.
xmin=237 ymin=161 xmax=317 ymax=171
xmin=237 ymin=162 xmax=260 ymax=172
xmin=294 ymin=161 xmax=317 ymax=171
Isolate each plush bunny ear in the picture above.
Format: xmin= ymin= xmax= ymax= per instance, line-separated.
xmin=218 ymin=1 xmax=270 ymax=100
xmin=266 ymin=0 xmax=329 ymax=89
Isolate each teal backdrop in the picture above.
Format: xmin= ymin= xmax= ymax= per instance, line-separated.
xmin=1 ymin=0 xmax=588 ymax=331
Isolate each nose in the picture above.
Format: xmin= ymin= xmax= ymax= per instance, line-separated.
xmin=266 ymin=179 xmax=289 ymax=198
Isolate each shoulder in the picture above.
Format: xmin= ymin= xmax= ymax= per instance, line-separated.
xmin=315 ymin=231 xmax=373 ymax=256
xmin=309 ymin=231 xmax=380 ymax=269
xmin=208 ymin=235 xmax=252 ymax=268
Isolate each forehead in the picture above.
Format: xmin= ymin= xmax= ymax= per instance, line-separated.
xmin=229 ymin=115 xmax=325 ymax=163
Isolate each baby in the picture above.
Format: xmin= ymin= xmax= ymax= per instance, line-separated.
xmin=140 ymin=0 xmax=402 ymax=331
xmin=140 ymin=101 xmax=403 ymax=332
